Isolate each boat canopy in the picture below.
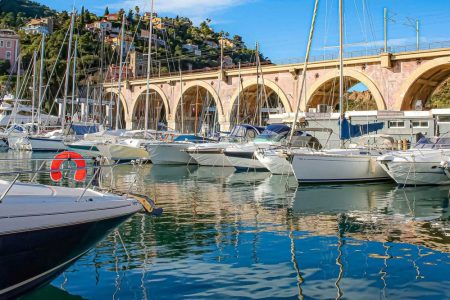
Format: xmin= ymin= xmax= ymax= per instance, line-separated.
xmin=255 ymin=124 xmax=291 ymax=142
xmin=339 ymin=118 xmax=384 ymax=140
xmin=70 ymin=124 xmax=99 ymax=135
xmin=174 ymin=135 xmax=214 ymax=143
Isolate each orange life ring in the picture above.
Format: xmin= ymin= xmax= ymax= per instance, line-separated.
xmin=50 ymin=151 xmax=87 ymax=182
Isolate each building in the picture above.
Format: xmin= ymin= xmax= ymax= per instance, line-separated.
xmin=204 ymin=40 xmax=219 ymax=49
xmin=22 ymin=18 xmax=53 ymax=35
xmin=219 ymin=37 xmax=236 ymax=49
xmin=223 ymin=55 xmax=234 ymax=67
xmin=105 ymin=35 xmax=135 ymax=56
xmin=182 ymin=44 xmax=199 ymax=53
xmin=104 ymin=14 xmax=119 ymax=22
xmin=0 ymin=29 xmax=20 ymax=71
xmin=85 ymin=20 xmax=112 ymax=33
xmin=143 ymin=12 xmax=159 ymax=21
xmin=140 ymin=29 xmax=166 ymax=46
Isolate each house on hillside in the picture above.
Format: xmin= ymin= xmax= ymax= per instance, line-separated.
xmin=204 ymin=40 xmax=218 ymax=49
xmin=0 ymin=29 xmax=20 ymax=71
xmin=140 ymin=29 xmax=166 ymax=46
xmin=85 ymin=20 xmax=112 ymax=33
xmin=21 ymin=17 xmax=53 ymax=35
xmin=219 ymin=37 xmax=236 ymax=49
xmin=105 ymin=35 xmax=135 ymax=56
xmin=105 ymin=14 xmax=119 ymax=22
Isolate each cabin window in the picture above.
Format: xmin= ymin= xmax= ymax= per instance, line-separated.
xmin=6 ymin=41 xmax=11 ymax=48
xmin=388 ymin=120 xmax=405 ymax=128
xmin=412 ymin=121 xmax=429 ymax=128
xmin=0 ymin=41 xmax=4 ymax=48
xmin=437 ymin=115 xmax=450 ymax=123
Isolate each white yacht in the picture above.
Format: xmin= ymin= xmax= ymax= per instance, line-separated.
xmin=0 ymin=95 xmax=58 ymax=127
xmin=146 ymin=134 xmax=213 ymax=165
xmin=0 ymin=179 xmax=143 ymax=299
xmin=223 ymin=124 xmax=291 ymax=172
xmin=377 ymin=135 xmax=450 ymax=185
xmin=185 ymin=124 xmax=264 ymax=167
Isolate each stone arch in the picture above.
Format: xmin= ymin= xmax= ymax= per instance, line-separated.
xmin=173 ymin=80 xmax=224 ymax=118
xmin=228 ymin=78 xmax=292 ymax=126
xmin=395 ymin=56 xmax=450 ymax=110
xmin=173 ymin=80 xmax=224 ymax=133
xmin=305 ymin=69 xmax=386 ymax=111
xmin=131 ymin=84 xmax=170 ymax=116
xmin=104 ymin=88 xmax=129 ymax=117
xmin=130 ymin=85 xmax=170 ymax=129
xmin=229 ymin=78 xmax=293 ymax=116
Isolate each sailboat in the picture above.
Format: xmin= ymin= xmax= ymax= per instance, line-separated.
xmin=289 ymin=0 xmax=391 ymax=183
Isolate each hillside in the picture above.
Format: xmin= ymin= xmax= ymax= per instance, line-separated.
xmin=0 ymin=0 xmax=56 ymax=27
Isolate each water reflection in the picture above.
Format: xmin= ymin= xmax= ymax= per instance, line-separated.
xmin=6 ymin=158 xmax=449 ymax=299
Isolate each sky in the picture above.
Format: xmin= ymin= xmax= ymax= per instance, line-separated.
xmin=36 ymin=0 xmax=450 ymax=62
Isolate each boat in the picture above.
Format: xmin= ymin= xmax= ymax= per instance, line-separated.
xmin=185 ymin=124 xmax=265 ymax=167
xmin=0 ymin=179 xmax=143 ymax=299
xmin=377 ymin=134 xmax=450 ymax=185
xmin=223 ymin=124 xmax=292 ymax=172
xmin=254 ymin=129 xmax=327 ymax=175
xmin=96 ymin=136 xmax=151 ymax=162
xmin=146 ymin=135 xmax=213 ymax=165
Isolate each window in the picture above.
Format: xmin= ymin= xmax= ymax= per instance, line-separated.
xmin=6 ymin=41 xmax=11 ymax=48
xmin=388 ymin=120 xmax=405 ymax=128
xmin=0 ymin=41 xmax=4 ymax=48
xmin=5 ymin=51 xmax=10 ymax=59
xmin=437 ymin=115 xmax=450 ymax=123
xmin=412 ymin=121 xmax=429 ymax=128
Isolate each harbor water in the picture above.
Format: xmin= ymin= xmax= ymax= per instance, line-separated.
xmin=3 ymin=152 xmax=449 ymax=299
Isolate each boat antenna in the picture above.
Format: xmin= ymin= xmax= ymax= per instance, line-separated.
xmin=288 ymin=0 xmax=320 ymax=144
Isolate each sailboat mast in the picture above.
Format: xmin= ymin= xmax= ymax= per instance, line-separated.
xmin=288 ymin=0 xmax=319 ymax=143
xmin=15 ymin=55 xmax=21 ymax=101
xmin=236 ymin=61 xmax=241 ymax=126
xmin=339 ymin=0 xmax=344 ymax=147
xmin=145 ymin=0 xmax=155 ymax=133
xmin=71 ymin=37 xmax=78 ymax=119
xmin=31 ymin=51 xmax=37 ymax=125
xmin=62 ymin=11 xmax=75 ymax=132
xmin=37 ymin=34 xmax=45 ymax=129
xmin=116 ymin=14 xmax=126 ymax=130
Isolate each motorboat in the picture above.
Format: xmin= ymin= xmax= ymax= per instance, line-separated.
xmin=96 ymin=137 xmax=151 ymax=162
xmin=146 ymin=135 xmax=213 ymax=165
xmin=223 ymin=124 xmax=292 ymax=172
xmin=7 ymin=124 xmax=67 ymax=151
xmin=377 ymin=134 xmax=450 ymax=185
xmin=185 ymin=124 xmax=265 ymax=167
xmin=254 ymin=129 xmax=326 ymax=175
xmin=0 ymin=180 xmax=143 ymax=299
xmin=0 ymin=95 xmax=58 ymax=127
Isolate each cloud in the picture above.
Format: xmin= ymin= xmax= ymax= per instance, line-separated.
xmin=108 ymin=0 xmax=255 ymax=23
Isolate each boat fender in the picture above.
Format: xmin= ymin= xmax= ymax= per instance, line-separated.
xmin=50 ymin=151 xmax=87 ymax=182
xmin=129 ymin=193 xmax=163 ymax=216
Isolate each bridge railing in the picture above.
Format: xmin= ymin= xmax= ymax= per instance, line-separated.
xmin=113 ymin=39 xmax=450 ymax=82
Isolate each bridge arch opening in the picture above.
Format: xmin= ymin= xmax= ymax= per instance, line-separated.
xmin=132 ymin=90 xmax=168 ymax=130
xmin=104 ymin=91 xmax=126 ymax=129
xmin=307 ymin=74 xmax=384 ymax=112
xmin=174 ymin=85 xmax=220 ymax=134
xmin=230 ymin=83 xmax=288 ymax=127
xmin=398 ymin=60 xmax=450 ymax=110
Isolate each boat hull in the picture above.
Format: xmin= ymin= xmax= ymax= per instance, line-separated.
xmin=188 ymin=150 xmax=232 ymax=167
xmin=224 ymin=149 xmax=268 ymax=172
xmin=147 ymin=143 xmax=197 ymax=165
xmin=378 ymin=160 xmax=449 ymax=185
xmin=97 ymin=144 xmax=150 ymax=162
xmin=254 ymin=149 xmax=293 ymax=175
xmin=0 ymin=214 xmax=134 ymax=299
xmin=292 ymin=153 xmax=390 ymax=183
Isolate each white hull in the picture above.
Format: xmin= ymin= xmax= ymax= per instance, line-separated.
xmin=66 ymin=141 xmax=101 ymax=158
xmin=254 ymin=148 xmax=293 ymax=175
xmin=147 ymin=143 xmax=197 ymax=165
xmin=224 ymin=143 xmax=279 ymax=172
xmin=189 ymin=152 xmax=232 ymax=167
xmin=379 ymin=161 xmax=449 ymax=185
xmin=292 ymin=151 xmax=389 ymax=183
xmin=377 ymin=149 xmax=450 ymax=185
xmin=97 ymin=144 xmax=150 ymax=162
xmin=9 ymin=136 xmax=67 ymax=151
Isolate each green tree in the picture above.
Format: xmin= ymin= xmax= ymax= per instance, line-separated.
xmin=0 ymin=60 xmax=11 ymax=75
xmin=104 ymin=6 xmax=109 ymax=16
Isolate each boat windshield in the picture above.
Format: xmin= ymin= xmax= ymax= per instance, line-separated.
xmin=413 ymin=136 xmax=450 ymax=149
xmin=254 ymin=124 xmax=290 ymax=142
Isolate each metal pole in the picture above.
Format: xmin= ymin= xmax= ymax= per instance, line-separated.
xmin=145 ymin=0 xmax=155 ymax=132
xmin=179 ymin=60 xmax=184 ymax=133
xmin=288 ymin=0 xmax=319 ymax=144
xmin=255 ymin=42 xmax=261 ymax=126
xmin=71 ymin=37 xmax=78 ymax=118
xmin=62 ymin=11 xmax=75 ymax=132
xmin=236 ymin=61 xmax=241 ymax=127
xmin=416 ymin=19 xmax=420 ymax=51
xmin=339 ymin=0 xmax=344 ymax=148
xmin=116 ymin=14 xmax=126 ymax=130
xmin=38 ymin=33 xmax=45 ymax=128
xmin=31 ymin=51 xmax=37 ymax=125
xmin=100 ymin=28 xmax=104 ymax=123
xmin=384 ymin=8 xmax=387 ymax=53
